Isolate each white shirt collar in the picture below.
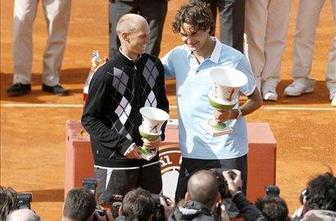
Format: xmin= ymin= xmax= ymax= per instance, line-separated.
xmin=119 ymin=47 xmax=141 ymax=61
xmin=208 ymin=37 xmax=222 ymax=63
xmin=187 ymin=37 xmax=222 ymax=63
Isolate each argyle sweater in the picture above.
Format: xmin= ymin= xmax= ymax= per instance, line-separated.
xmin=81 ymin=51 xmax=169 ymax=168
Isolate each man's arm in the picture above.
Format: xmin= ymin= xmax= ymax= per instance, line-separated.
xmin=239 ymin=87 xmax=263 ymax=117
xmin=215 ymin=87 xmax=262 ymax=121
xmin=156 ymin=59 xmax=170 ymax=141
xmin=215 ymin=53 xmax=263 ymax=122
xmin=236 ymin=54 xmax=263 ymax=117
xmin=223 ymin=170 xmax=268 ymax=221
xmin=160 ymin=49 xmax=177 ymax=79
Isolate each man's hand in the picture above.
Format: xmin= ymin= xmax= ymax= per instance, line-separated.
xmin=214 ymin=109 xmax=237 ymax=122
xmin=94 ymin=208 xmax=114 ymax=221
xmin=160 ymin=196 xmax=176 ymax=220
xmin=222 ymin=169 xmax=243 ymax=196
xmin=142 ymin=137 xmax=161 ymax=150
xmin=125 ymin=144 xmax=141 ymax=159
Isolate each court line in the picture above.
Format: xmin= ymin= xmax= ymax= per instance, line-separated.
xmin=1 ymin=103 xmax=83 ymax=108
xmin=1 ymin=103 xmax=335 ymax=111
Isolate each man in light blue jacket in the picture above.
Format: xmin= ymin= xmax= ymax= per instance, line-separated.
xmin=161 ymin=2 xmax=262 ymax=202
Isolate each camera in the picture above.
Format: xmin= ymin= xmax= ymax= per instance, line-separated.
xmin=151 ymin=194 xmax=168 ymax=221
xmin=265 ymin=185 xmax=280 ymax=197
xmin=83 ymin=178 xmax=116 ymax=219
xmin=83 ymin=177 xmax=97 ymax=196
xmin=210 ymin=168 xmax=237 ymax=199
xmin=16 ymin=192 xmax=33 ymax=209
xmin=110 ymin=194 xmax=123 ymax=218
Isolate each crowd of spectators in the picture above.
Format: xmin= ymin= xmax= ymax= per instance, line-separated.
xmin=6 ymin=0 xmax=335 ymax=105
xmin=1 ymin=170 xmax=335 ymax=221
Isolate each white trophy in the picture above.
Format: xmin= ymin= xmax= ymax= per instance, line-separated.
xmin=201 ymin=67 xmax=248 ymax=136
xmin=138 ymin=107 xmax=170 ymax=160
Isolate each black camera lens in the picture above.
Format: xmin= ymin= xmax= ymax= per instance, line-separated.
xmin=265 ymin=185 xmax=280 ymax=197
xmin=112 ymin=201 xmax=122 ymax=218
xmin=83 ymin=178 xmax=97 ymax=196
xmin=16 ymin=192 xmax=33 ymax=209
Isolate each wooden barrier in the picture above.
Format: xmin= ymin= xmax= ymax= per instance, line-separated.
xmin=65 ymin=120 xmax=276 ymax=204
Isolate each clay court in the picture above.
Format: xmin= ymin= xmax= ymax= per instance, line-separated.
xmin=1 ymin=0 xmax=335 ymax=220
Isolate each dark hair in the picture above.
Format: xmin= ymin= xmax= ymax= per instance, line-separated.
xmin=63 ymin=188 xmax=97 ymax=221
xmin=305 ymin=171 xmax=336 ymax=211
xmin=121 ymin=188 xmax=155 ymax=221
xmin=255 ymin=195 xmax=290 ymax=221
xmin=172 ymin=1 xmax=214 ymax=34
xmin=187 ymin=170 xmax=218 ymax=209
xmin=0 ymin=186 xmax=18 ymax=221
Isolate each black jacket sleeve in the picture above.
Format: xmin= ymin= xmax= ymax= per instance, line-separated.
xmin=232 ymin=192 xmax=268 ymax=221
xmin=81 ymin=66 xmax=133 ymax=154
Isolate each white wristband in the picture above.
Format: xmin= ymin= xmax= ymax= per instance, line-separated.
xmin=236 ymin=107 xmax=243 ymax=119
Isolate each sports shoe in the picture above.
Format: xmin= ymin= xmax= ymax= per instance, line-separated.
xmin=329 ymin=88 xmax=336 ymax=107
xmin=284 ymin=78 xmax=315 ymax=96
xmin=262 ymin=84 xmax=278 ymax=101
xmin=7 ymin=83 xmax=31 ymax=96
xmin=331 ymin=97 xmax=336 ymax=107
xmin=42 ymin=84 xmax=69 ymax=96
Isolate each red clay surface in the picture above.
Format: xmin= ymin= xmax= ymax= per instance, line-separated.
xmin=1 ymin=1 xmax=335 ymax=220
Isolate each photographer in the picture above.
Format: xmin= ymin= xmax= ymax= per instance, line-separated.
xmin=6 ymin=209 xmax=41 ymax=221
xmin=166 ymin=170 xmax=222 ymax=221
xmin=0 ymin=186 xmax=17 ymax=221
xmin=255 ymin=186 xmax=290 ymax=221
xmin=222 ymin=170 xmax=268 ymax=221
xmin=62 ymin=188 xmax=113 ymax=221
xmin=116 ymin=188 xmax=156 ymax=221
xmin=0 ymin=187 xmax=38 ymax=221
xmin=292 ymin=171 xmax=336 ymax=221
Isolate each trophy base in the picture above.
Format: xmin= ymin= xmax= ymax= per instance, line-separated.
xmin=201 ymin=120 xmax=233 ymax=136
xmin=139 ymin=146 xmax=157 ymax=161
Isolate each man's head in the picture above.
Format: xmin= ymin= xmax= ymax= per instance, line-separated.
xmin=186 ymin=170 xmax=220 ymax=209
xmin=63 ymin=188 xmax=97 ymax=221
xmin=305 ymin=172 xmax=336 ymax=211
xmin=172 ymin=2 xmax=214 ymax=52
xmin=6 ymin=209 xmax=41 ymax=221
xmin=0 ymin=186 xmax=18 ymax=220
xmin=120 ymin=187 xmax=155 ymax=221
xmin=116 ymin=14 xmax=150 ymax=58
xmin=255 ymin=195 xmax=290 ymax=221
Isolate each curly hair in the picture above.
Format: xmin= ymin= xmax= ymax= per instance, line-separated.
xmin=305 ymin=172 xmax=336 ymax=211
xmin=172 ymin=1 xmax=214 ymax=34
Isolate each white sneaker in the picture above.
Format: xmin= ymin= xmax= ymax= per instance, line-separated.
xmin=262 ymin=84 xmax=278 ymax=101
xmin=331 ymin=97 xmax=336 ymax=106
xmin=284 ymin=78 xmax=315 ymax=96
xmin=329 ymin=89 xmax=336 ymax=106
